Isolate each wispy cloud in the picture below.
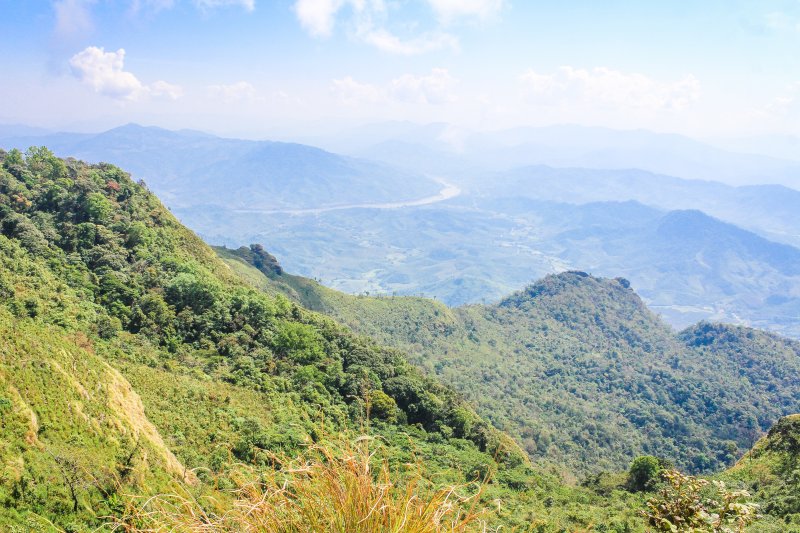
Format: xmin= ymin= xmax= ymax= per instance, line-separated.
xmin=194 ymin=0 xmax=254 ymax=12
xmin=150 ymin=80 xmax=185 ymax=99
xmin=293 ymin=0 xmax=494 ymax=54
xmin=759 ymin=82 xmax=800 ymax=116
xmin=53 ymin=0 xmax=96 ymax=39
xmin=208 ymin=81 xmax=261 ymax=102
xmin=69 ymin=46 xmax=183 ymax=101
xmin=293 ymin=0 xmax=343 ymax=37
xmin=763 ymin=11 xmax=800 ymax=32
xmin=390 ymin=68 xmax=458 ymax=104
xmin=427 ymin=0 xmax=504 ymax=24
xmin=54 ymin=0 xmax=254 ymax=39
xmin=331 ymin=76 xmax=385 ymax=105
xmin=357 ymin=28 xmax=458 ymax=55
xmin=332 ymin=68 xmax=458 ymax=105
xmin=520 ymin=66 xmax=701 ymax=110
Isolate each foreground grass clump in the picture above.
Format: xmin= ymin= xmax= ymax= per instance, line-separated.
xmin=118 ymin=438 xmax=485 ymax=532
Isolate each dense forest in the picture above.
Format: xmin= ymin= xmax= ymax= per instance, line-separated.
xmin=220 ymin=248 xmax=800 ymax=478
xmin=0 ymin=147 xmax=797 ymax=531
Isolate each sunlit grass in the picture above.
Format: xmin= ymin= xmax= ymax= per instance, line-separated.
xmin=115 ymin=437 xmax=486 ymax=533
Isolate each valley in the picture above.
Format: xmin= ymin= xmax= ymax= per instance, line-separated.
xmin=6 ymin=123 xmax=800 ymax=338
xmin=230 ymin=177 xmax=461 ymax=215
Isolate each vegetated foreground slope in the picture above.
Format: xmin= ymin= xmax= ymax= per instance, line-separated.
xmin=221 ymin=245 xmax=800 ymax=478
xmin=0 ymin=147 xmax=651 ymax=531
xmin=722 ymin=414 xmax=800 ymax=527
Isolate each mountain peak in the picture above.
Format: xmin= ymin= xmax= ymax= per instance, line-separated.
xmin=499 ymin=271 xmax=635 ymax=308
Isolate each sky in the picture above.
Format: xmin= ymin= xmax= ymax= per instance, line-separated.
xmin=0 ymin=0 xmax=798 ymax=140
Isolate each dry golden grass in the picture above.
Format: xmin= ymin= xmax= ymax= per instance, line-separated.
xmin=114 ymin=437 xmax=486 ymax=533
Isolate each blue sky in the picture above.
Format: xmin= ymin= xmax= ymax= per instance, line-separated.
xmin=0 ymin=0 xmax=798 ymax=139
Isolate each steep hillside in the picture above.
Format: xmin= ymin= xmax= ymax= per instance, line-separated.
xmin=0 ymin=147 xmax=653 ymax=531
xmin=222 ymin=248 xmax=800 ymax=477
xmin=722 ymin=414 xmax=800 ymax=530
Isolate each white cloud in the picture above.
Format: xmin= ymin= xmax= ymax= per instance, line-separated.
xmin=520 ymin=66 xmax=701 ymax=110
xmin=69 ymin=47 xmax=144 ymax=100
xmin=208 ymin=81 xmax=260 ymax=102
xmin=293 ymin=0 xmax=459 ymax=54
xmin=331 ymin=76 xmax=385 ymax=104
xmin=426 ymin=0 xmax=504 ymax=24
xmin=358 ymin=27 xmax=458 ymax=55
xmin=332 ymin=68 xmax=458 ymax=105
xmin=194 ymin=0 xmax=255 ymax=12
xmin=390 ymin=68 xmax=457 ymax=104
xmin=293 ymin=0 xmax=344 ymax=37
xmin=69 ymin=46 xmax=182 ymax=101
xmin=53 ymin=0 xmax=95 ymax=38
xmin=760 ymin=82 xmax=800 ymax=115
xmin=150 ymin=80 xmax=184 ymax=100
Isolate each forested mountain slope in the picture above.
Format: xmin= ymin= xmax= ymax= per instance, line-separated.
xmin=0 ymin=147 xmax=654 ymax=531
xmin=220 ymin=246 xmax=800 ymax=477
xmin=722 ymin=414 xmax=800 ymax=527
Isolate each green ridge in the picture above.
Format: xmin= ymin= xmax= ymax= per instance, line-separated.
xmin=219 ymin=246 xmax=800 ymax=478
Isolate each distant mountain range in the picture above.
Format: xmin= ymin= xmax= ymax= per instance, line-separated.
xmin=468 ymin=165 xmax=800 ymax=248
xmin=0 ymin=123 xmax=440 ymax=209
xmin=305 ymin=122 xmax=800 ymax=189
xmin=181 ymin=195 xmax=800 ymax=337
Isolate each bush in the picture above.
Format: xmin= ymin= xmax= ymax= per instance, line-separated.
xmin=627 ymin=455 xmax=662 ymax=492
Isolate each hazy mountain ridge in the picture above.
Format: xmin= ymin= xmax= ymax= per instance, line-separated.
xmin=0 ymin=123 xmax=441 ymax=210
xmin=470 ymin=164 xmax=800 ymax=248
xmin=319 ymin=122 xmax=800 ymax=189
